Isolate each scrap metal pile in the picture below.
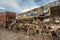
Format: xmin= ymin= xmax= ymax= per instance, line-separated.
xmin=1 ymin=5 xmax=60 ymax=40
xmin=2 ymin=16 xmax=60 ymax=38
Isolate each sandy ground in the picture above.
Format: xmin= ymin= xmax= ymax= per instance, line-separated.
xmin=0 ymin=28 xmax=60 ymax=40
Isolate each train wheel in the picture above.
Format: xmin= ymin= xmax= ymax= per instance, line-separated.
xmin=56 ymin=28 xmax=60 ymax=37
xmin=28 ymin=28 xmax=35 ymax=35
xmin=12 ymin=25 xmax=16 ymax=31
xmin=8 ymin=24 xmax=13 ymax=30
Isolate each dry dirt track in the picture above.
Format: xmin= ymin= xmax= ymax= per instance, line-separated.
xmin=0 ymin=28 xmax=60 ymax=40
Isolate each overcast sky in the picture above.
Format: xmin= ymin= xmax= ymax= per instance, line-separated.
xmin=0 ymin=0 xmax=56 ymax=14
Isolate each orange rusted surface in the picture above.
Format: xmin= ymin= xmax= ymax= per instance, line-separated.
xmin=0 ymin=12 xmax=16 ymax=26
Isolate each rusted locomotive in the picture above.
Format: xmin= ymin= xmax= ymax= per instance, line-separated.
xmin=16 ymin=5 xmax=60 ymax=37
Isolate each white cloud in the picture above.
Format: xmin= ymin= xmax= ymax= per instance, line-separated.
xmin=0 ymin=7 xmax=5 ymax=9
xmin=0 ymin=0 xmax=21 ymax=11
xmin=21 ymin=6 xmax=39 ymax=12
xmin=18 ymin=0 xmax=39 ymax=12
xmin=0 ymin=7 xmax=6 ymax=12
xmin=0 ymin=0 xmax=56 ymax=14
xmin=0 ymin=0 xmax=39 ymax=13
